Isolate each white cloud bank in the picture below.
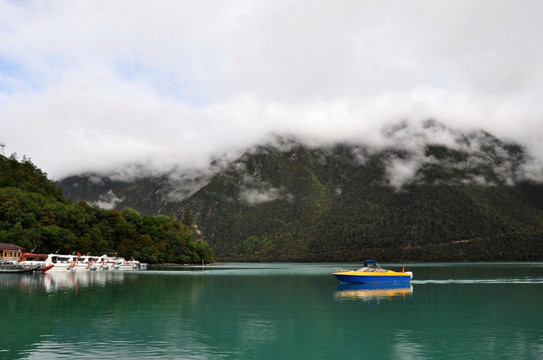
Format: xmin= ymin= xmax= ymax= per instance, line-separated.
xmin=1 ymin=0 xmax=542 ymax=180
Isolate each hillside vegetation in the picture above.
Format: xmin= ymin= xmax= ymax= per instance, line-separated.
xmin=179 ymin=143 xmax=543 ymax=262
xmin=57 ymin=123 xmax=543 ymax=262
xmin=0 ymin=154 xmax=213 ymax=264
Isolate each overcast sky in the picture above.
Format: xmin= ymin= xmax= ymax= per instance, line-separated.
xmin=1 ymin=0 xmax=542 ymax=180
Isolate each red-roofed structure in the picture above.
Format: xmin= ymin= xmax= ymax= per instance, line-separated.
xmin=0 ymin=243 xmax=25 ymax=262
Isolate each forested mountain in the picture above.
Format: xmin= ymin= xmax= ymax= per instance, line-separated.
xmin=0 ymin=154 xmax=213 ymax=264
xmin=57 ymin=122 xmax=543 ymax=262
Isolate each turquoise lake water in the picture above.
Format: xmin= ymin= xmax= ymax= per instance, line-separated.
xmin=1 ymin=263 xmax=542 ymax=359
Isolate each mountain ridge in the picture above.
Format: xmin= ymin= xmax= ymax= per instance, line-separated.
xmin=57 ymin=121 xmax=543 ymax=261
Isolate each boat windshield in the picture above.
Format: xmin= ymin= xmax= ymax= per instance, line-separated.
xmin=356 ymin=260 xmax=387 ymax=272
xmin=363 ymin=259 xmax=378 ymax=267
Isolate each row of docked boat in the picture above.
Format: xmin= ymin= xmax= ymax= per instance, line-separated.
xmin=6 ymin=253 xmax=147 ymax=273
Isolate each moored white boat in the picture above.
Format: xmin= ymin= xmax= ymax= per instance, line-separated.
xmin=71 ymin=255 xmax=103 ymax=271
xmin=0 ymin=262 xmax=41 ymax=273
xmin=17 ymin=253 xmax=52 ymax=272
xmin=43 ymin=254 xmax=79 ymax=272
xmin=101 ymin=256 xmax=147 ymax=271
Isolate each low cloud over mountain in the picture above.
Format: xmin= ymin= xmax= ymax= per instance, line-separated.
xmin=2 ymin=1 xmax=543 ymax=182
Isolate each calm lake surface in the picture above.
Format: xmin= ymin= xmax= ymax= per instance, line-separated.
xmin=1 ymin=263 xmax=542 ymax=359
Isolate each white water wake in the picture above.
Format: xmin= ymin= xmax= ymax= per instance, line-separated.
xmin=412 ymin=278 xmax=543 ymax=284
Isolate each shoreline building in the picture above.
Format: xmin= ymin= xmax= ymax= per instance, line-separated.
xmin=0 ymin=243 xmax=25 ymax=262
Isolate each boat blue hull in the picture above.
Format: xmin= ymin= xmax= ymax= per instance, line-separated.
xmin=334 ymin=274 xmax=411 ymax=284
xmin=336 ymin=282 xmax=411 ymax=291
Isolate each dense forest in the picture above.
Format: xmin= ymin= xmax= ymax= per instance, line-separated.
xmin=0 ymin=154 xmax=213 ymax=264
xmin=58 ymin=124 xmax=543 ymax=262
xmin=178 ymin=143 xmax=543 ymax=262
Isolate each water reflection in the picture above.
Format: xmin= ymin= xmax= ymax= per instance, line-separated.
xmin=1 ymin=264 xmax=541 ymax=359
xmin=334 ymin=283 xmax=413 ymax=301
xmin=0 ymin=272 xmax=131 ymax=292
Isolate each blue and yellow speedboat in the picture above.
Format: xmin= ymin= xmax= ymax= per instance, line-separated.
xmin=333 ymin=260 xmax=413 ymax=284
